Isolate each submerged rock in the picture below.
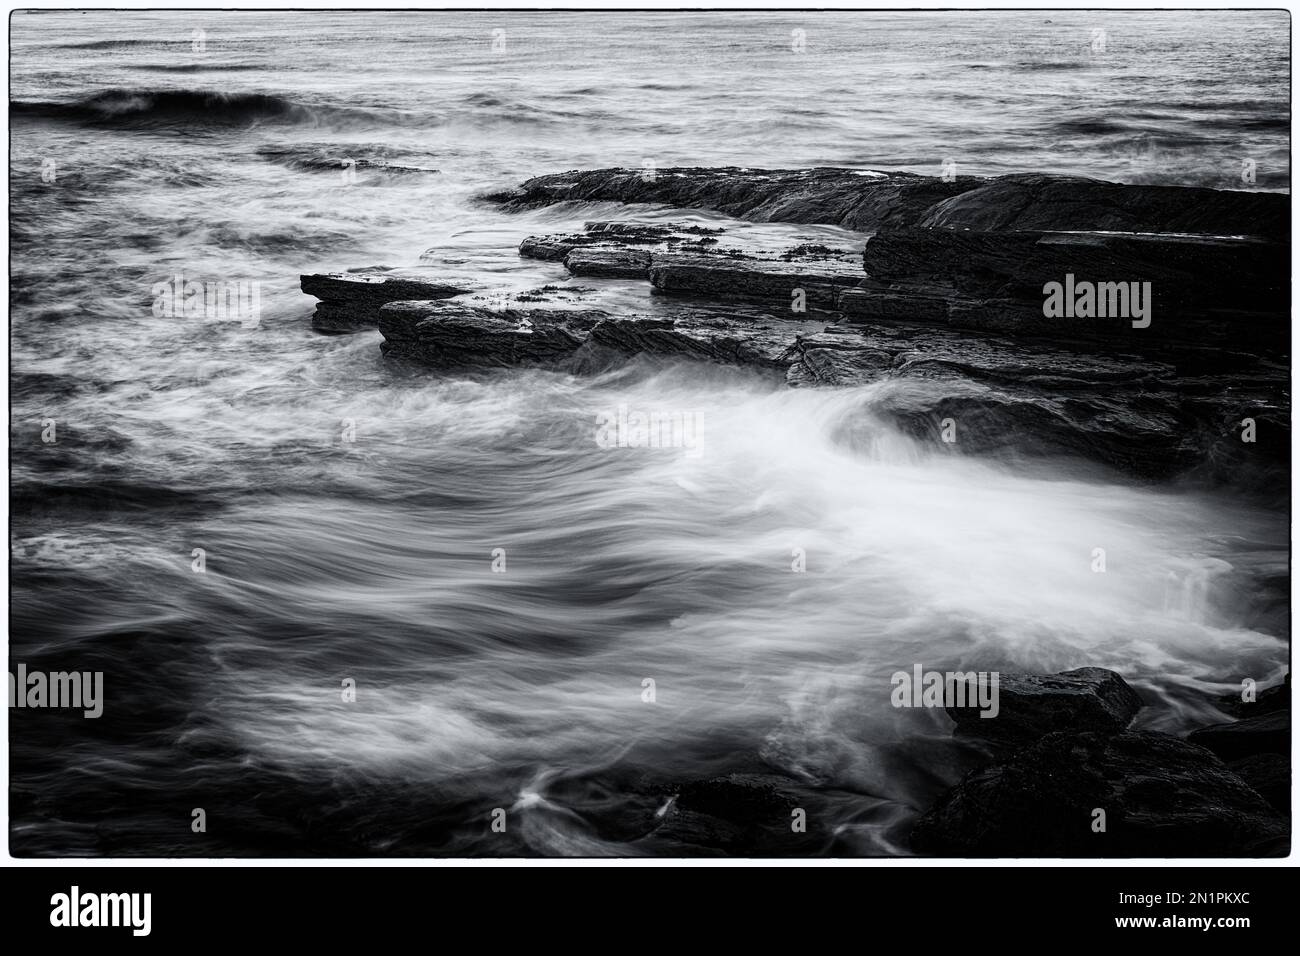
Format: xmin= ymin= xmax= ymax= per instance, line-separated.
xmin=301 ymin=271 xmax=471 ymax=333
xmin=911 ymin=731 xmax=1288 ymax=856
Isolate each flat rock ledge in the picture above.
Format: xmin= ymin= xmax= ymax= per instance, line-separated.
xmin=301 ymin=270 xmax=472 ymax=333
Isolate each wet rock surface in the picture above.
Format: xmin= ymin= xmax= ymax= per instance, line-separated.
xmin=911 ymin=730 xmax=1288 ymax=857
xmin=912 ymin=667 xmax=1290 ymax=856
xmin=946 ymin=667 xmax=1144 ymax=745
xmin=301 ymin=270 xmax=471 ymax=333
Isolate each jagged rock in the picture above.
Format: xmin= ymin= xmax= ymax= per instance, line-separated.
xmin=377 ymin=302 xmax=598 ymax=368
xmin=583 ymin=221 xmax=684 ymax=240
xmin=946 ymin=667 xmax=1143 ymax=744
xmin=519 ymin=222 xmax=729 ymax=272
xmin=911 ymin=731 xmax=1288 ymax=856
xmin=649 ymin=255 xmax=860 ymax=307
xmin=301 ymin=271 xmax=470 ymax=333
xmin=784 ymin=330 xmax=895 ymax=387
xmin=1188 ymin=710 xmax=1289 ymax=761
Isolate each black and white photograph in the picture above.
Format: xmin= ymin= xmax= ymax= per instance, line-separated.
xmin=4 ymin=0 xmax=1293 ymax=891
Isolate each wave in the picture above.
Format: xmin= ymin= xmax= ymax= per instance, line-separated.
xmin=9 ymin=87 xmax=400 ymax=130
xmin=134 ymin=63 xmax=267 ymax=73
xmin=57 ymin=38 xmax=194 ymax=50
xmin=255 ymin=144 xmax=440 ymax=174
xmin=1050 ymin=116 xmax=1134 ymax=136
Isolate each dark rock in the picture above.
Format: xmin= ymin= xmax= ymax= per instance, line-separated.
xmin=301 ymin=271 xmax=470 ymax=334
xmin=946 ymin=667 xmax=1143 ymax=744
xmin=518 ymin=236 xmax=585 ymax=261
xmin=641 ymin=773 xmax=829 ymax=855
xmin=915 ymin=172 xmax=1288 ymax=239
xmin=377 ymin=302 xmax=598 ymax=369
xmin=487 ymin=167 xmax=1287 ymax=237
xmin=565 ymin=248 xmax=652 ymax=278
xmin=519 ymin=222 xmax=729 ymax=272
xmin=588 ymin=312 xmax=806 ymax=369
xmin=649 ymin=254 xmax=860 ymax=307
xmin=1228 ymin=754 xmax=1289 ymax=816
xmin=858 ymin=227 xmax=1288 ymax=352
xmin=582 ymin=221 xmax=682 ymax=241
xmin=838 ymin=283 xmax=949 ymax=323
xmin=911 ymin=731 xmax=1288 ymax=857
xmin=374 ymin=299 xmax=812 ymax=374
xmin=486 ymin=166 xmax=979 ymax=231
xmin=1188 ymin=710 xmax=1289 ymax=761
xmin=784 ymin=330 xmax=895 ymax=387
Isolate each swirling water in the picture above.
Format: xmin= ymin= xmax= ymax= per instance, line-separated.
xmin=8 ymin=9 xmax=1289 ymax=855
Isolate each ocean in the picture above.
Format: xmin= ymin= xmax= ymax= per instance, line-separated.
xmin=8 ymin=9 xmax=1290 ymax=855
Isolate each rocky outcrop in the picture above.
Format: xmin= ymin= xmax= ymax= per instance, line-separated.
xmin=301 ymin=271 xmax=471 ymax=333
xmin=486 ymin=166 xmax=980 ymax=232
xmin=306 ymin=166 xmax=1288 ymax=490
xmin=486 ymin=166 xmax=1287 ymax=238
xmin=946 ymin=667 xmax=1143 ymax=745
xmin=375 ymin=300 xmax=814 ymax=373
xmin=911 ymin=731 xmax=1287 ymax=856
xmin=490 ymin=166 xmax=1288 ymax=356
